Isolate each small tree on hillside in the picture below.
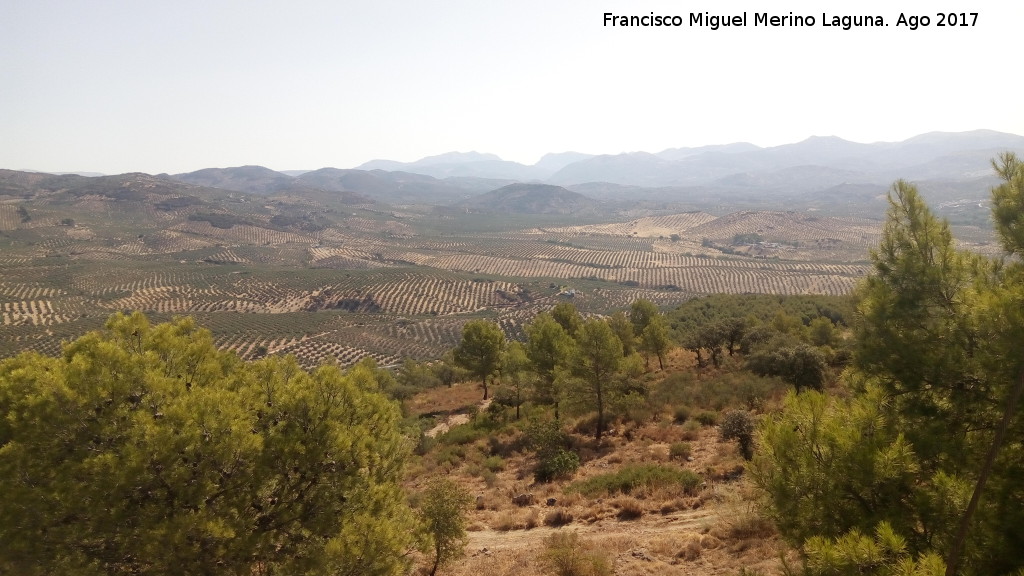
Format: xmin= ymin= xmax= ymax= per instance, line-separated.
xmin=499 ymin=341 xmax=531 ymax=420
xmin=454 ymin=319 xmax=505 ymax=400
xmin=748 ymin=344 xmax=827 ymax=393
xmin=432 ymin=350 xmax=466 ymax=388
xmin=640 ymin=315 xmax=672 ymax=370
xmin=571 ymin=318 xmax=625 ymax=441
xmin=551 ymin=301 xmax=582 ymax=335
xmin=629 ymin=298 xmax=659 ymax=337
xmin=525 ymin=418 xmax=580 ymax=482
xmin=419 ymin=478 xmax=472 ymax=576
xmin=720 ymin=409 xmax=755 ymax=460
xmin=525 ymin=312 xmax=576 ymax=419
xmin=608 ymin=310 xmax=637 ymax=356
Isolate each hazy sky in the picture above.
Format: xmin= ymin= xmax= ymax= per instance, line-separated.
xmin=3 ymin=0 xmax=1022 ymax=174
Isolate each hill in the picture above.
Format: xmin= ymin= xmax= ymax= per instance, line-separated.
xmin=172 ymin=165 xmax=296 ymax=195
xmin=296 ymin=168 xmax=485 ymax=204
xmin=359 ymin=151 xmax=549 ymax=181
xmin=454 ymin=183 xmax=599 ymax=215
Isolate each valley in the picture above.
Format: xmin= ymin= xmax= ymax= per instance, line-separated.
xmin=0 ymin=179 xmax=881 ymax=365
xmin=0 ymin=140 xmax=1002 ymax=365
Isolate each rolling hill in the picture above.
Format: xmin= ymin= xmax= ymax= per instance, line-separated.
xmin=454 ymin=183 xmax=599 ymax=215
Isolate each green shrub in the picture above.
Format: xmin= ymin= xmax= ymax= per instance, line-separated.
xmin=568 ymin=464 xmax=701 ymax=497
xmin=482 ymin=455 xmax=505 ymax=472
xmin=649 ymin=371 xmax=696 ymax=407
xmin=616 ymin=391 xmax=656 ymax=426
xmin=669 ymin=441 xmax=692 ymax=461
xmin=437 ymin=421 xmax=486 ymax=446
xmin=695 ymin=410 xmax=718 ymax=426
xmin=719 ymin=410 xmax=755 ymax=460
xmin=525 ymin=418 xmax=570 ymax=454
xmin=680 ymin=420 xmax=701 ymax=440
xmin=654 ymin=371 xmax=785 ymax=412
xmin=536 ymin=448 xmax=581 ymax=483
xmin=672 ymin=405 xmax=691 ymax=424
xmin=414 ymin=433 xmax=436 ymax=456
xmin=434 ymin=445 xmax=466 ymax=469
xmin=525 ymin=418 xmax=580 ymax=482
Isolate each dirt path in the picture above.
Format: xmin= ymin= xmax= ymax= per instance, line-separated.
xmin=466 ymin=507 xmax=717 ymax=553
xmin=425 ymin=398 xmax=492 ymax=438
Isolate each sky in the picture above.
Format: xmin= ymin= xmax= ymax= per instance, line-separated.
xmin=2 ymin=0 xmax=1022 ymax=175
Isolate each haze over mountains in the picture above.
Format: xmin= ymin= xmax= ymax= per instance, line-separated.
xmin=355 ymin=130 xmax=1024 ymax=187
xmin=8 ymin=130 xmax=1024 ymax=218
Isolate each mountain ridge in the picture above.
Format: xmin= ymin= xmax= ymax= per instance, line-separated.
xmin=9 ymin=130 xmax=1022 ymax=218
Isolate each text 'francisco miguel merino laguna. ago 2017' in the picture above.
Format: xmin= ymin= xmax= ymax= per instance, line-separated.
xmin=602 ymin=12 xmax=979 ymax=31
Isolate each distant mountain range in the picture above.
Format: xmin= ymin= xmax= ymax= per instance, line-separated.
xmin=355 ymin=130 xmax=1024 ymax=188
xmin=6 ymin=130 xmax=1022 ymax=219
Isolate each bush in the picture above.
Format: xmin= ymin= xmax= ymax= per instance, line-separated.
xmin=0 ymin=313 xmax=417 ymax=576
xmin=526 ymin=418 xmax=580 ymax=482
xmin=654 ymin=371 xmax=785 ymax=412
xmin=719 ymin=410 xmax=755 ymax=460
xmin=680 ymin=419 xmax=701 ymax=440
xmin=433 ymin=445 xmax=466 ymax=469
xmin=542 ymin=532 xmax=612 ymax=576
xmin=482 ymin=455 xmax=505 ymax=472
xmin=568 ymin=464 xmax=701 ymax=497
xmin=544 ymin=509 xmax=575 ymax=527
xmin=615 ymin=390 xmax=656 ymax=426
xmin=673 ymin=405 xmax=691 ymax=424
xmin=747 ymin=344 xmax=827 ymax=393
xmin=695 ymin=410 xmax=719 ymax=426
xmin=669 ymin=441 xmax=692 ymax=460
xmin=613 ymin=496 xmax=644 ymax=520
xmin=437 ymin=421 xmax=486 ymax=446
xmin=414 ymin=432 xmax=437 ymax=456
xmin=525 ymin=418 xmax=570 ymax=454
xmin=536 ymin=448 xmax=581 ymax=483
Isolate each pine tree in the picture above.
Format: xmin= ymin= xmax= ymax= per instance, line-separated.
xmin=0 ymin=312 xmax=417 ymax=576
xmin=571 ymin=318 xmax=625 ymax=441
xmin=629 ymin=298 xmax=659 ymax=337
xmin=499 ymin=341 xmax=531 ymax=420
xmin=453 ymin=319 xmax=505 ymax=400
xmin=525 ymin=312 xmax=576 ymax=419
xmin=639 ymin=315 xmax=671 ymax=370
xmin=755 ymin=162 xmax=1024 ymax=575
xmin=419 ymin=478 xmax=472 ymax=576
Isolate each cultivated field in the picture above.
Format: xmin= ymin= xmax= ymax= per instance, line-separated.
xmin=0 ymin=177 xmax=993 ymax=365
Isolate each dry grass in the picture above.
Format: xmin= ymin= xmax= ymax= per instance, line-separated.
xmin=612 ymin=496 xmax=645 ymax=520
xmin=709 ymin=483 xmax=777 ymax=542
xmin=406 ymin=381 xmax=487 ymax=417
xmin=406 ymin=368 xmax=789 ymax=576
xmin=544 ymin=508 xmax=574 ymax=527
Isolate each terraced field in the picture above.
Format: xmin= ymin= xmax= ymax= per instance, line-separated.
xmin=7 ymin=181 xmax=975 ymax=368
